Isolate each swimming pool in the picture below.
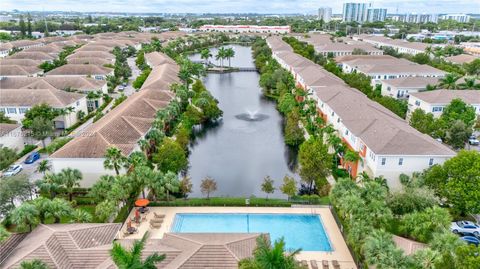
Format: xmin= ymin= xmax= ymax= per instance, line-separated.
xmin=170 ymin=213 xmax=332 ymax=251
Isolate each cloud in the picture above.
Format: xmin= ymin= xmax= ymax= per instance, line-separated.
xmin=0 ymin=0 xmax=478 ymax=14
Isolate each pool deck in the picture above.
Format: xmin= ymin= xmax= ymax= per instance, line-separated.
xmin=119 ymin=206 xmax=357 ymax=269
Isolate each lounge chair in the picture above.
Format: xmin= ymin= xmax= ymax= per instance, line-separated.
xmin=150 ymin=218 xmax=163 ymax=223
xmin=322 ymin=260 xmax=329 ymax=269
xmin=300 ymin=260 xmax=308 ymax=267
xmin=310 ymin=260 xmax=319 ymax=269
xmin=154 ymin=212 xmax=164 ymax=219
xmin=150 ymin=221 xmax=162 ymax=229
xmin=332 ymin=260 xmax=340 ymax=269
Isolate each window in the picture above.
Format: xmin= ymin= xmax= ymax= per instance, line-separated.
xmin=432 ymin=107 xmax=443 ymax=112
xmin=18 ymin=108 xmax=28 ymax=114
xmin=345 ymin=129 xmax=349 ymax=135
xmin=381 ymin=158 xmax=386 ymax=165
xmin=398 ymin=158 xmax=403 ymax=166
xmin=415 ymin=100 xmax=421 ymax=106
xmin=387 ymin=86 xmax=391 ymax=91
xmin=429 ymin=158 xmax=434 ymax=166
xmin=337 ymin=118 xmax=340 ymax=123
xmin=7 ymin=107 xmax=16 ymax=114
xmin=76 ymin=101 xmax=80 ymax=106
xmin=0 ymin=108 xmax=5 ymax=114
xmin=331 ymin=111 xmax=335 ymax=116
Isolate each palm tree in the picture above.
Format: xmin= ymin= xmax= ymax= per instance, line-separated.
xmin=104 ymin=146 xmax=127 ymax=175
xmin=363 ymin=229 xmax=396 ymax=266
xmin=215 ymin=47 xmax=227 ymax=67
xmin=412 ymin=248 xmax=441 ymax=269
xmin=20 ymin=259 xmax=49 ymax=269
xmin=162 ymin=171 xmax=180 ymax=202
xmin=109 ymin=175 xmax=133 ymax=206
xmin=425 ymin=84 xmax=437 ymax=91
xmin=126 ymin=152 xmax=147 ymax=174
xmin=70 ymin=209 xmax=93 ymax=223
xmin=200 ymin=48 xmax=212 ymax=65
xmin=239 ymin=236 xmax=303 ymax=269
xmin=458 ymin=77 xmax=480 ymax=90
xmin=36 ymin=160 xmax=51 ymax=176
xmin=438 ymin=73 xmax=460 ymax=90
xmin=224 ymin=47 xmax=235 ymax=67
xmin=36 ymin=173 xmax=62 ymax=199
xmin=57 ymin=168 xmax=82 ymax=201
xmin=46 ymin=198 xmax=73 ymax=223
xmin=146 ymin=170 xmax=165 ymax=201
xmin=10 ymin=203 xmax=39 ymax=232
xmin=110 ymin=232 xmax=166 ymax=269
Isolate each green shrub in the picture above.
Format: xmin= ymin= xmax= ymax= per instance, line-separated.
xmin=17 ymin=144 xmax=37 ymax=158
xmin=149 ymin=197 xmax=292 ymax=207
xmin=43 ymin=137 xmax=73 ymax=154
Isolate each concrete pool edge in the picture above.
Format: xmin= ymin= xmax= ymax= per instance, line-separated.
xmin=120 ymin=206 xmax=357 ymax=268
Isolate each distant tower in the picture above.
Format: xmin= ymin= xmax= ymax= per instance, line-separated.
xmin=318 ymin=7 xmax=332 ymax=22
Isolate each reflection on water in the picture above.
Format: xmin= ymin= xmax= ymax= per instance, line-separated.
xmin=187 ymin=45 xmax=298 ymax=198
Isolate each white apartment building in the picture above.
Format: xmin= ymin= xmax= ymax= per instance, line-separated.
xmin=380 ymin=77 xmax=440 ymax=99
xmin=392 ymin=14 xmax=439 ymax=24
xmin=408 ymin=90 xmax=480 ymax=118
xmin=440 ymin=14 xmax=471 ymax=23
xmin=199 ymin=25 xmax=291 ymax=34
xmin=342 ymin=2 xmax=370 ymax=23
xmin=367 ymin=8 xmax=387 ymax=22
xmin=267 ymin=36 xmax=456 ymax=188
xmin=0 ymin=88 xmax=88 ymax=129
xmin=318 ymin=7 xmax=333 ymax=22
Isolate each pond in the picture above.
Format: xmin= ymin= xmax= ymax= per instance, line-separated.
xmin=187 ymin=45 xmax=298 ymax=198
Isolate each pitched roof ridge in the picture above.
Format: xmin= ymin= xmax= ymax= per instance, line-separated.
xmin=120 ymin=116 xmax=144 ymax=135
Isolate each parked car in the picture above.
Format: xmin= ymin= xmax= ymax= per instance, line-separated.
xmin=460 ymin=236 xmax=480 ymax=246
xmin=468 ymin=136 xmax=479 ymax=145
xmin=122 ymin=82 xmax=127 ymax=87
xmin=451 ymin=221 xmax=480 ymax=236
xmin=24 ymin=151 xmax=40 ymax=164
xmin=118 ymin=86 xmax=125 ymax=91
xmin=2 ymin=164 xmax=23 ymax=177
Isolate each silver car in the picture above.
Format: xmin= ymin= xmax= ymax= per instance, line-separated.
xmin=451 ymin=221 xmax=480 ymax=236
xmin=3 ymin=164 xmax=23 ymax=177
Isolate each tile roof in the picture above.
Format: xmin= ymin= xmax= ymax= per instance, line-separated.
xmin=0 ymin=59 xmax=43 ymax=67
xmin=67 ymin=57 xmax=112 ymax=66
xmin=0 ymin=123 xmax=21 ymax=136
xmin=66 ymin=51 xmax=115 ymax=60
xmin=8 ymin=51 xmax=56 ymax=61
xmin=145 ymin=52 xmax=177 ymax=66
xmin=0 ymin=77 xmax=105 ymax=92
xmin=0 ymin=65 xmax=42 ymax=76
xmin=410 ymin=89 xmax=480 ymax=104
xmin=46 ymin=64 xmax=113 ymax=76
xmin=380 ymin=77 xmax=440 ymax=88
xmin=445 ymin=54 xmax=479 ymax=64
xmin=1 ymin=223 xmax=121 ymax=269
xmin=0 ymin=88 xmax=85 ymax=108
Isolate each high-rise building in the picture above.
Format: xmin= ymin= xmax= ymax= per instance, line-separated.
xmin=318 ymin=7 xmax=332 ymax=22
xmin=392 ymin=14 xmax=439 ymax=24
xmin=440 ymin=14 xmax=471 ymax=23
xmin=342 ymin=2 xmax=371 ymax=23
xmin=367 ymin=8 xmax=387 ymax=22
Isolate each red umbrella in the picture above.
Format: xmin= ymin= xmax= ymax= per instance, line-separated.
xmin=135 ymin=199 xmax=150 ymax=207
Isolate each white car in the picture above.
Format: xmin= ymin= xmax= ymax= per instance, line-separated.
xmin=451 ymin=221 xmax=480 ymax=236
xmin=2 ymin=164 xmax=23 ymax=177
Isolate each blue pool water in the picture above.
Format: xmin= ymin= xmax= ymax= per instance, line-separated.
xmin=171 ymin=213 xmax=332 ymax=251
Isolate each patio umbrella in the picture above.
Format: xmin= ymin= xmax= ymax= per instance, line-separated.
xmin=135 ymin=199 xmax=150 ymax=207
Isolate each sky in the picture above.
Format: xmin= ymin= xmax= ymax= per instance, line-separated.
xmin=1 ymin=0 xmax=479 ymax=14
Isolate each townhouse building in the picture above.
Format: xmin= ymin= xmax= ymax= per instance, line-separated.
xmin=380 ymin=76 xmax=440 ymax=99
xmin=336 ymin=55 xmax=445 ymax=85
xmin=0 ymin=40 xmax=44 ymax=58
xmin=0 ymin=123 xmax=25 ymax=153
xmin=353 ymin=34 xmax=431 ymax=55
xmin=408 ymin=90 xmax=480 ymax=118
xmin=49 ymin=52 xmax=179 ymax=187
xmin=267 ymin=36 xmax=456 ymax=188
xmin=0 ymin=87 xmax=88 ymax=129
xmin=46 ymin=64 xmax=114 ymax=80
